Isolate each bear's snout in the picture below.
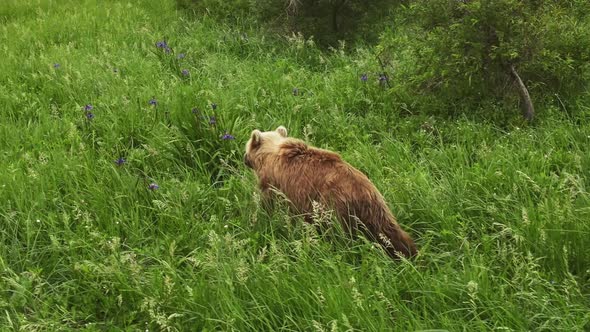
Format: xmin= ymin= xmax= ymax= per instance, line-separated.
xmin=244 ymin=153 xmax=252 ymax=168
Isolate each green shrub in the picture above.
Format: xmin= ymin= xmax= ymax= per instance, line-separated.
xmin=176 ymin=0 xmax=402 ymax=47
xmin=378 ymin=0 xmax=590 ymax=119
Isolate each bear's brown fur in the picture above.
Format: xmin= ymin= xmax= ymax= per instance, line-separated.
xmin=244 ymin=126 xmax=417 ymax=259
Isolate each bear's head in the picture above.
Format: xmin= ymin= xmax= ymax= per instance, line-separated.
xmin=244 ymin=126 xmax=288 ymax=169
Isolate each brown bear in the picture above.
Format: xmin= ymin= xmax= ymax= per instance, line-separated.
xmin=243 ymin=126 xmax=418 ymax=260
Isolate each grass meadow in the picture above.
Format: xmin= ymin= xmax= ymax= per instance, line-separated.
xmin=0 ymin=0 xmax=589 ymax=330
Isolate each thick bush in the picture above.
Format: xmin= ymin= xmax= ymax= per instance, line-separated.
xmin=176 ymin=0 xmax=401 ymax=47
xmin=378 ymin=0 xmax=590 ymax=119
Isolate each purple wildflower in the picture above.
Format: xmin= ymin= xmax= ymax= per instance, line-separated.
xmin=221 ymin=132 xmax=235 ymax=140
xmin=86 ymin=112 xmax=95 ymax=120
xmin=155 ymin=40 xmax=171 ymax=54
xmin=379 ymin=73 xmax=388 ymax=82
xmin=191 ymin=108 xmax=200 ymax=114
xmin=177 ymin=53 xmax=186 ymax=59
xmin=360 ymin=73 xmax=368 ymax=82
xmin=209 ymin=116 xmax=217 ymax=125
xmin=181 ymin=69 xmax=189 ymax=76
xmin=149 ymin=98 xmax=157 ymax=106
xmin=211 ymin=103 xmax=217 ymax=110
xmin=53 ymin=63 xmax=60 ymax=69
xmin=115 ymin=157 xmax=126 ymax=166
xmin=148 ymin=183 xmax=159 ymax=190
xmin=84 ymin=104 xmax=93 ymax=111
xmin=293 ymin=88 xmax=299 ymax=96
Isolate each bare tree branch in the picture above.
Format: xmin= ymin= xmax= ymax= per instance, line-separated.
xmin=510 ymin=64 xmax=534 ymax=121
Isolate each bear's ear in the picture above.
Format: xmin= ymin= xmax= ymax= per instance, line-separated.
xmin=276 ymin=126 xmax=288 ymax=137
xmin=250 ymin=130 xmax=262 ymax=147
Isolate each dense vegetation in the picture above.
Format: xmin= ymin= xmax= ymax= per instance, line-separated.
xmin=0 ymin=0 xmax=588 ymax=330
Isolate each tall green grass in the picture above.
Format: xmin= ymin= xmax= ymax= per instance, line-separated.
xmin=0 ymin=0 xmax=588 ymax=330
